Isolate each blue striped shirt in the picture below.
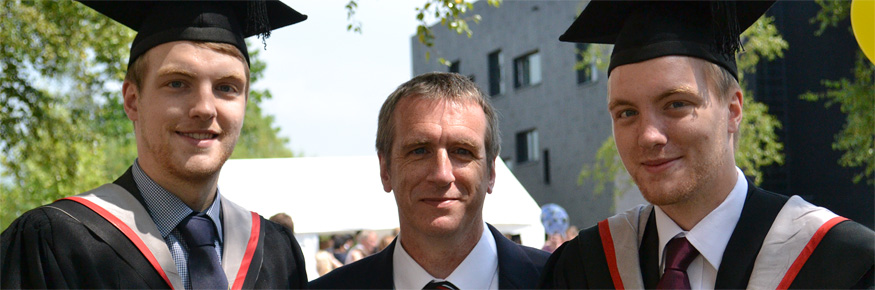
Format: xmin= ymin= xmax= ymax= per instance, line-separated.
xmin=132 ymin=160 xmax=224 ymax=290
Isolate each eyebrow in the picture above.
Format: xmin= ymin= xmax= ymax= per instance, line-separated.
xmin=156 ymin=67 xmax=197 ymax=79
xmin=608 ymin=86 xmax=698 ymax=110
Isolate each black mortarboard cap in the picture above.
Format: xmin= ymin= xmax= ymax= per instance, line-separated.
xmin=560 ymin=1 xmax=775 ymax=80
xmin=78 ymin=1 xmax=307 ymax=68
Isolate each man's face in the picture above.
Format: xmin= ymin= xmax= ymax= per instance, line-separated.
xmin=379 ymin=97 xmax=496 ymax=239
xmin=124 ymin=41 xmax=247 ymax=182
xmin=608 ymin=56 xmax=742 ymax=207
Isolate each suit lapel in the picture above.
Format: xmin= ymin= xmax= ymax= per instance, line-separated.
xmin=368 ymin=237 xmax=398 ymax=289
xmin=489 ymin=224 xmax=539 ymax=289
xmin=638 ymin=210 xmax=659 ymax=289
xmin=714 ymin=184 xmax=788 ymax=289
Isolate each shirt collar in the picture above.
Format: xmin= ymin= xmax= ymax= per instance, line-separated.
xmin=132 ymin=160 xmax=224 ymax=242
xmin=392 ymin=222 xmax=498 ymax=289
xmin=654 ymin=166 xmax=747 ymax=271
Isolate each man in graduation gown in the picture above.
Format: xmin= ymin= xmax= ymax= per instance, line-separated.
xmin=309 ymin=72 xmax=549 ymax=289
xmin=1 ymin=1 xmax=310 ymax=288
xmin=539 ymin=1 xmax=875 ymax=289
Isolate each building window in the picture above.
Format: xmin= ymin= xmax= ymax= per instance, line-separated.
xmin=576 ymin=43 xmax=596 ymax=84
xmin=515 ymin=129 xmax=539 ymax=163
xmin=449 ymin=60 xmax=460 ymax=73
xmin=513 ymin=51 xmax=541 ymax=89
xmin=488 ymin=50 xmax=504 ymax=96
xmin=543 ymin=149 xmax=550 ymax=184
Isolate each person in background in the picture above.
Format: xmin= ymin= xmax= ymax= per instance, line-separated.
xmin=344 ymin=229 xmax=378 ymax=264
xmin=564 ymin=225 xmax=579 ymax=241
xmin=332 ymin=234 xmax=353 ymax=263
xmin=0 ymin=1 xmax=309 ymax=288
xmin=310 ymin=72 xmax=549 ymax=289
xmin=315 ymin=236 xmax=343 ymax=276
xmin=270 ymin=212 xmax=295 ymax=233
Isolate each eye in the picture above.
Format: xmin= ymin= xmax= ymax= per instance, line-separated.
xmin=453 ymin=148 xmax=473 ymax=156
xmin=168 ymin=81 xmax=185 ymax=88
xmin=668 ymin=101 xmax=687 ymax=109
xmin=217 ymin=84 xmax=236 ymax=93
xmin=617 ymin=109 xmax=638 ymax=119
xmin=411 ymin=148 xmax=427 ymax=155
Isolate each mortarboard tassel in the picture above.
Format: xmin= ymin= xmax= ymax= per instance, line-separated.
xmin=248 ymin=0 xmax=271 ymax=49
xmin=711 ymin=1 xmax=743 ymax=57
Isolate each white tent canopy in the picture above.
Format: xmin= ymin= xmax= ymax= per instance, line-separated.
xmin=217 ymin=156 xmax=545 ymax=279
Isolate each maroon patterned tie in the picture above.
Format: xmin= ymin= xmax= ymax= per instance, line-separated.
xmin=657 ymin=237 xmax=699 ymax=290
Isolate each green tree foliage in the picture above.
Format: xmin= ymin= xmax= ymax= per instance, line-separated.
xmin=1 ymin=0 xmax=135 ymax=228
xmin=579 ymin=15 xmax=788 ymax=196
xmin=800 ymin=0 xmax=874 ymax=185
xmin=1 ymin=1 xmax=294 ymax=229
xmin=345 ymin=0 xmax=502 ymax=66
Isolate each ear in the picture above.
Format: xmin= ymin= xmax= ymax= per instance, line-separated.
xmin=727 ymin=89 xmax=743 ymax=134
xmin=486 ymin=158 xmax=496 ymax=194
xmin=122 ymin=80 xmax=140 ymax=122
xmin=378 ymin=153 xmax=392 ymax=193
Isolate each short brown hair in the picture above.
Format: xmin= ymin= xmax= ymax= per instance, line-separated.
xmin=269 ymin=213 xmax=294 ymax=233
xmin=376 ymin=72 xmax=500 ymax=167
xmin=124 ymin=41 xmax=250 ymax=92
xmin=704 ymin=61 xmax=742 ymax=148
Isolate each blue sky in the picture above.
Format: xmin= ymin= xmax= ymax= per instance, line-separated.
xmin=255 ymin=1 xmax=426 ymax=156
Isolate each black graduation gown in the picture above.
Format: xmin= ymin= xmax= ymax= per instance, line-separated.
xmin=0 ymin=167 xmax=308 ymax=289
xmin=539 ymin=185 xmax=875 ymax=289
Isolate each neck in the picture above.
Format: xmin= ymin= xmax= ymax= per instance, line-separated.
xmin=399 ymin=222 xmax=484 ymax=279
xmin=660 ymin=166 xmax=738 ymax=231
xmin=138 ymin=160 xmax=219 ymax=212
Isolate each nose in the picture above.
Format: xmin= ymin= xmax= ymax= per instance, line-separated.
xmin=427 ymin=149 xmax=456 ymax=186
xmin=638 ymin=114 xmax=667 ymax=149
xmin=189 ymin=84 xmax=217 ymax=120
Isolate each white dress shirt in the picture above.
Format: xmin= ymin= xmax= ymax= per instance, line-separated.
xmin=654 ymin=167 xmax=748 ymax=289
xmin=392 ymin=222 xmax=499 ymax=290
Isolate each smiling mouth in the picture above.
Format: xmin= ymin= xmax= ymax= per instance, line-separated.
xmin=641 ymin=157 xmax=680 ymax=171
xmin=421 ymin=198 xmax=458 ymax=207
xmin=179 ymin=132 xmax=218 ymax=140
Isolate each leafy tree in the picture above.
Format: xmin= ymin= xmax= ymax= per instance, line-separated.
xmin=1 ymin=0 xmax=134 ymax=228
xmin=345 ymin=0 xmax=502 ymax=66
xmin=579 ymin=15 xmax=788 ymax=196
xmin=800 ymin=0 xmax=874 ymax=185
xmin=1 ymin=0 xmax=294 ymax=229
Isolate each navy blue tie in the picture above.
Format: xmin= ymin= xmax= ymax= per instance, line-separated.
xmin=178 ymin=214 xmax=228 ymax=290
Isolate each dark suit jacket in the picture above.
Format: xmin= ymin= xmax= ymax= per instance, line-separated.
xmin=1 ymin=167 xmax=309 ymax=289
xmin=539 ymin=185 xmax=875 ymax=289
xmin=310 ymin=223 xmax=550 ymax=289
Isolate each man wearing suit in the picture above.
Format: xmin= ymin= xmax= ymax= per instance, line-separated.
xmin=1 ymin=1 xmax=309 ymax=288
xmin=310 ymin=72 xmax=549 ymax=289
xmin=540 ymin=1 xmax=874 ymax=289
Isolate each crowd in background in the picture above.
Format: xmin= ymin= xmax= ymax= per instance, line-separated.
xmin=273 ymin=204 xmax=580 ymax=278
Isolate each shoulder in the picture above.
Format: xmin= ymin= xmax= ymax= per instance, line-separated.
xmin=259 ymin=216 xmax=305 ymax=259
xmin=791 ymin=219 xmax=874 ymax=289
xmin=309 ymin=249 xmax=391 ymax=289
xmin=538 ymin=225 xmax=602 ymax=288
xmin=517 ymin=243 xmax=551 ymax=265
xmin=2 ymin=200 xmax=92 ymax=243
xmin=493 ymin=231 xmax=550 ymax=265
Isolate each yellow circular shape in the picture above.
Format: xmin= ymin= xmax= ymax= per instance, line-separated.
xmin=851 ymin=0 xmax=875 ymax=64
